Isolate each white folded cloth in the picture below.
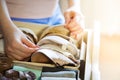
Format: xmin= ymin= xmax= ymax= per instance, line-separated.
xmin=42 ymin=71 xmax=76 ymax=78
xmin=41 ymin=77 xmax=76 ymax=80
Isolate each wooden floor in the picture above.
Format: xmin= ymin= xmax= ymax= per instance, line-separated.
xmin=99 ymin=34 xmax=120 ymax=80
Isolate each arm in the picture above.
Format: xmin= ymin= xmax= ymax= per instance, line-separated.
xmin=68 ymin=0 xmax=80 ymax=12
xmin=0 ymin=0 xmax=14 ymax=34
xmin=0 ymin=0 xmax=39 ymax=60
xmin=64 ymin=0 xmax=84 ymax=40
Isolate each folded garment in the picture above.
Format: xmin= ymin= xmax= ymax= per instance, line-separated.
xmin=19 ymin=27 xmax=38 ymax=44
xmin=42 ymin=71 xmax=76 ymax=78
xmin=39 ymin=44 xmax=78 ymax=62
xmin=31 ymin=35 xmax=81 ymax=66
xmin=19 ymin=26 xmax=81 ymax=67
xmin=39 ymin=25 xmax=70 ymax=40
xmin=41 ymin=77 xmax=76 ymax=80
xmin=32 ymin=49 xmax=77 ymax=66
xmin=37 ymin=35 xmax=80 ymax=59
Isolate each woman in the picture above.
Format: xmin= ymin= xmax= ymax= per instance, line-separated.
xmin=0 ymin=0 xmax=84 ymax=60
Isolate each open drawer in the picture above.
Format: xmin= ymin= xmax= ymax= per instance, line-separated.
xmin=0 ymin=21 xmax=94 ymax=80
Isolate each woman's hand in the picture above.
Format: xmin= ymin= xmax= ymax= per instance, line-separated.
xmin=64 ymin=7 xmax=85 ymax=40
xmin=3 ymin=26 xmax=39 ymax=61
xmin=0 ymin=0 xmax=39 ymax=61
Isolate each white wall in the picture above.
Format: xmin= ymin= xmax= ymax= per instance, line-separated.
xmin=81 ymin=0 xmax=120 ymax=34
xmin=80 ymin=0 xmax=120 ymax=80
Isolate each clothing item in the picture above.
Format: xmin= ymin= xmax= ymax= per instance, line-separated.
xmin=11 ymin=4 xmax=65 ymax=25
xmin=6 ymin=0 xmax=59 ymax=18
xmin=30 ymin=26 xmax=80 ymax=67
xmin=42 ymin=71 xmax=76 ymax=78
xmin=41 ymin=77 xmax=76 ymax=80
xmin=7 ymin=0 xmax=64 ymax=25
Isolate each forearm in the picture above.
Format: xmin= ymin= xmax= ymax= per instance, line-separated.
xmin=68 ymin=0 xmax=80 ymax=12
xmin=0 ymin=0 xmax=16 ymax=35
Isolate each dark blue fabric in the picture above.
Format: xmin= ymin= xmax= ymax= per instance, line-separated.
xmin=11 ymin=4 xmax=65 ymax=26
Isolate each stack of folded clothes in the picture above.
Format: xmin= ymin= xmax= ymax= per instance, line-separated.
xmin=20 ymin=25 xmax=83 ymax=67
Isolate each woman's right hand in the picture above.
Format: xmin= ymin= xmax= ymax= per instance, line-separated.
xmin=3 ymin=26 xmax=39 ymax=60
xmin=0 ymin=0 xmax=39 ymax=60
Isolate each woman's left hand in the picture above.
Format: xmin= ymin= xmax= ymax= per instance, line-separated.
xmin=64 ymin=7 xmax=84 ymax=40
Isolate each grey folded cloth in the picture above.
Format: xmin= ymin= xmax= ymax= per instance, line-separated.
xmin=42 ymin=71 xmax=76 ymax=78
xmin=41 ymin=77 xmax=76 ymax=80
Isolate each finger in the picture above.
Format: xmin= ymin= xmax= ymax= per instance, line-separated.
xmin=68 ymin=18 xmax=84 ymax=30
xmin=69 ymin=24 xmax=80 ymax=32
xmin=66 ymin=21 xmax=77 ymax=31
xmin=72 ymin=27 xmax=83 ymax=35
xmin=22 ymin=38 xmax=38 ymax=48
xmin=6 ymin=47 xmax=30 ymax=60
xmin=64 ymin=12 xmax=71 ymax=24
xmin=7 ymin=55 xmax=17 ymax=60
xmin=12 ymin=47 xmax=31 ymax=58
xmin=20 ymin=45 xmax=38 ymax=55
xmin=65 ymin=20 xmax=75 ymax=28
xmin=6 ymin=42 xmax=34 ymax=58
xmin=71 ymin=25 xmax=83 ymax=32
xmin=70 ymin=33 xmax=80 ymax=40
xmin=70 ymin=30 xmax=83 ymax=40
xmin=5 ymin=45 xmax=27 ymax=58
xmin=15 ymin=42 xmax=39 ymax=56
xmin=7 ymin=52 xmax=24 ymax=60
xmin=70 ymin=26 xmax=83 ymax=35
